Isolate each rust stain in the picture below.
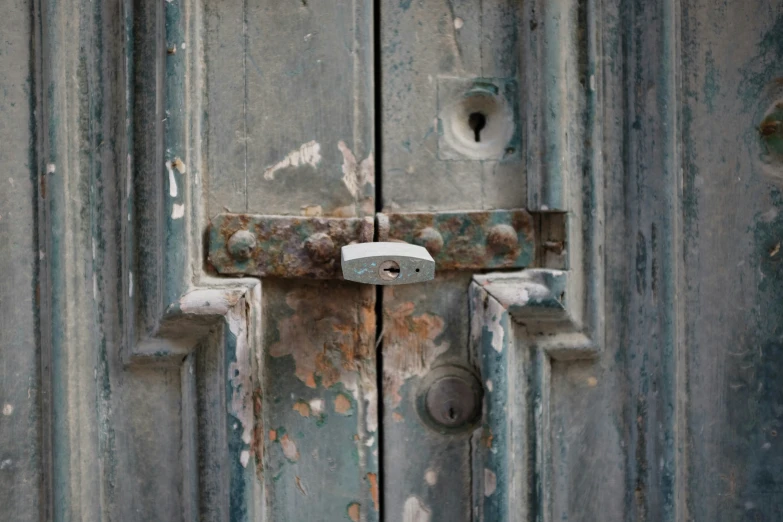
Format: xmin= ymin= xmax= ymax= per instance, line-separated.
xmin=269 ymin=285 xmax=378 ymax=432
xmin=281 ymin=434 xmax=300 ymax=462
xmin=270 ymin=286 xmax=375 ymax=388
xmin=293 ymin=401 xmax=311 ymax=417
xmin=482 ymin=427 xmax=494 ymax=449
xmin=269 ymin=429 xmax=277 ymax=442
xmin=347 ymin=502 xmax=361 ymax=521
xmin=392 ymin=412 xmax=404 ymax=423
xmin=334 ymin=394 xmax=352 ymax=415
xmin=367 ymin=472 xmax=379 ymax=511
xmin=383 ymin=302 xmax=448 ymax=407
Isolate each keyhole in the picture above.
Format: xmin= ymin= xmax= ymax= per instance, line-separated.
xmin=447 ymin=407 xmax=456 ymax=420
xmin=378 ymin=260 xmax=401 ymax=280
xmin=468 ymin=112 xmax=487 ymax=142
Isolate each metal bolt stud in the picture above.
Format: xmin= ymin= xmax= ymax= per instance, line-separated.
xmin=420 ymin=366 xmax=483 ymax=432
xmin=227 ymin=230 xmax=257 ymax=261
xmin=487 ymin=224 xmax=518 ymax=253
xmin=414 ymin=227 xmax=444 ymax=255
xmin=304 ymin=232 xmax=336 ymax=263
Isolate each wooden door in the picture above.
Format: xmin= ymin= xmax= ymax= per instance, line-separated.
xmin=3 ymin=0 xmax=783 ymax=521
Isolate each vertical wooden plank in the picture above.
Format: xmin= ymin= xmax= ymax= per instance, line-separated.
xmin=677 ymin=1 xmax=783 ymax=520
xmin=0 ymin=1 xmax=41 ymax=520
xmin=206 ymin=0 xmax=374 ymax=218
xmin=204 ymin=0 xmax=247 ymax=215
xmin=380 ymin=0 xmax=525 ymax=212
xmin=381 ymin=274 xmax=473 ymax=521
xmin=262 ymin=281 xmax=378 ymax=521
xmin=202 ymin=0 xmax=377 ymax=518
xmin=244 ymin=1 xmax=374 ymax=218
xmin=380 ymin=1 xmax=526 ymax=520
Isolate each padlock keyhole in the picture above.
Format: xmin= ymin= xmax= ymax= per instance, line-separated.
xmin=468 ymin=112 xmax=487 ymax=142
xmin=378 ymin=260 xmax=401 ymax=280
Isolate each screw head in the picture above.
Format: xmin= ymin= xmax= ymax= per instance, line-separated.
xmin=304 ymin=232 xmax=336 ymax=263
xmin=227 ymin=230 xmax=257 ymax=261
xmin=420 ymin=366 xmax=483 ymax=432
xmin=487 ymin=224 xmax=518 ymax=253
xmin=414 ymin=227 xmax=444 ymax=255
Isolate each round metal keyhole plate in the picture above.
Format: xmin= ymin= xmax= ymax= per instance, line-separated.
xmin=378 ymin=259 xmax=401 ymax=280
xmin=418 ymin=365 xmax=483 ymax=434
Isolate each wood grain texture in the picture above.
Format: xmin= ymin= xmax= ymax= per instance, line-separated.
xmin=380 ymin=0 xmax=525 ymax=212
xmin=206 ymin=0 xmax=374 ymax=218
xmin=678 ymin=1 xmax=783 ymax=520
xmin=0 ymin=1 xmax=40 ymax=520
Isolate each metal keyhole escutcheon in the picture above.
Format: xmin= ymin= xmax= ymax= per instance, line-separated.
xmin=418 ymin=365 xmax=483 ymax=434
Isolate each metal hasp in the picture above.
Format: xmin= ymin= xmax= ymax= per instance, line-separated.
xmin=207 ymin=213 xmax=373 ymax=278
xmin=378 ymin=209 xmax=536 ymax=271
xmin=341 ymin=242 xmax=435 ymax=285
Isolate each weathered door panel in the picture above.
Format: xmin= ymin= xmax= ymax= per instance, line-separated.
xmin=4 ymin=0 xmax=783 ymax=521
xmin=204 ymin=1 xmax=379 ymax=520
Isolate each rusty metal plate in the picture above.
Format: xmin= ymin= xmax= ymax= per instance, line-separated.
xmin=379 ymin=209 xmax=535 ymax=271
xmin=208 ymin=213 xmax=374 ymax=278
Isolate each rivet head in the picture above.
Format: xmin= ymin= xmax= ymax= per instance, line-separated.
xmin=414 ymin=227 xmax=444 ymax=255
xmin=304 ymin=232 xmax=336 ymax=263
xmin=420 ymin=366 xmax=483 ymax=432
xmin=227 ymin=230 xmax=256 ymax=261
xmin=487 ymin=224 xmax=518 ymax=253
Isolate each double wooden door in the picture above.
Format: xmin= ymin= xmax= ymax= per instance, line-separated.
xmin=3 ymin=0 xmax=783 ymax=521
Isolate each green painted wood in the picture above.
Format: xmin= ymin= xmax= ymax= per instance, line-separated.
xmin=677 ymin=1 xmax=783 ymax=519
xmin=4 ymin=0 xmax=783 ymax=520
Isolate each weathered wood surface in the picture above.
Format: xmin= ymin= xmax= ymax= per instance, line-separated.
xmin=205 ymin=1 xmax=379 ymax=519
xmin=0 ymin=1 xmax=40 ymax=520
xmin=3 ymin=0 xmax=783 ymax=520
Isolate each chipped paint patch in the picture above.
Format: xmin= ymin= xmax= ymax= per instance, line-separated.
xmin=172 ymin=203 xmax=185 ymax=219
xmin=485 ymin=295 xmax=506 ymax=353
xmin=2 ymin=404 xmax=13 ymax=416
xmin=393 ymin=412 xmax=404 ymax=423
xmin=293 ymin=401 xmax=311 ymax=417
xmin=263 ymin=140 xmax=322 ymax=180
xmin=484 ymin=469 xmax=497 ymax=496
xmin=225 ymin=295 xmax=254 ymax=470
xmin=269 ymin=286 xmax=377 ymax=434
xmin=347 ymin=502 xmax=360 ymax=521
xmin=46 ymin=163 xmax=55 ymax=174
xmin=178 ymin=288 xmax=244 ymax=316
xmin=424 ymin=469 xmax=437 ymax=486
xmin=129 ymin=271 xmax=133 ymax=298
xmin=280 ymin=434 xmax=300 ymax=462
xmin=269 ymin=429 xmax=277 ymax=442
xmin=301 ymin=204 xmax=323 ymax=217
xmin=384 ymin=302 xmax=449 ymax=407
xmin=402 ymin=496 xmax=431 ymax=522
xmin=166 ymin=160 xmax=178 ymax=197
xmin=454 ymin=17 xmax=464 ymax=29
xmin=334 ymin=394 xmax=352 ymax=415
xmin=295 ymin=476 xmax=308 ymax=495
xmin=309 ymin=398 xmax=324 ymax=415
xmin=587 ymin=376 xmax=598 ymax=387
xmin=240 ymin=450 xmax=250 ymax=467
xmin=368 ymin=473 xmax=379 ymax=511
xmin=337 ymin=141 xmax=374 ymax=213
xmin=486 ymin=379 xmax=493 ymax=392
xmin=172 ymin=157 xmax=186 ymax=173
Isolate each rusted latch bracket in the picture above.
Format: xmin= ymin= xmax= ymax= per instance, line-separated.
xmin=208 ymin=209 xmax=562 ymax=279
